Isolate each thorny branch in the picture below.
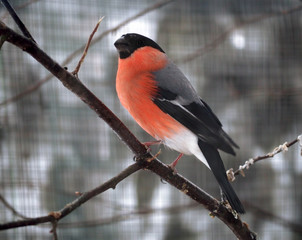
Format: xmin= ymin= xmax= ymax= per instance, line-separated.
xmin=0 ymin=21 xmax=256 ymax=240
xmin=227 ymin=135 xmax=302 ymax=182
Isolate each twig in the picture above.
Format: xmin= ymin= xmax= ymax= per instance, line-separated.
xmin=72 ymin=16 xmax=105 ymax=76
xmin=0 ymin=21 xmax=256 ymax=239
xmin=0 ymin=194 xmax=30 ymax=220
xmin=0 ymin=0 xmax=36 ymax=42
xmin=63 ymin=0 xmax=174 ymax=65
xmin=227 ymin=135 xmax=302 ymax=181
xmin=50 ymin=220 xmax=58 ymax=240
xmin=0 ymin=0 xmax=174 ymax=107
xmin=175 ymin=4 xmax=302 ymax=64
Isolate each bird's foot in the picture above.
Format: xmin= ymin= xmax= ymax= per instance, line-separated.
xmin=167 ymin=153 xmax=183 ymax=175
xmin=143 ymin=140 xmax=162 ymax=148
xmin=133 ymin=141 xmax=161 ymax=162
xmin=168 ymin=163 xmax=178 ymax=175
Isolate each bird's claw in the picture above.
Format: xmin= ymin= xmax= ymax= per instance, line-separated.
xmin=168 ymin=163 xmax=178 ymax=175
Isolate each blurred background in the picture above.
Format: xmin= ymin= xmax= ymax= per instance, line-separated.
xmin=1 ymin=0 xmax=302 ymax=239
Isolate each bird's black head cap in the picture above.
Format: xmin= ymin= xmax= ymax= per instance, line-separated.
xmin=114 ymin=33 xmax=165 ymax=59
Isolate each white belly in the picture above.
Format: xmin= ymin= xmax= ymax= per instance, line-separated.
xmin=161 ymin=128 xmax=210 ymax=169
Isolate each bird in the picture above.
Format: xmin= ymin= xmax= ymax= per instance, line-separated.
xmin=114 ymin=33 xmax=245 ymax=214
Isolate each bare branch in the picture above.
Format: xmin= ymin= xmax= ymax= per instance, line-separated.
xmin=227 ymin=135 xmax=302 ymax=181
xmin=0 ymin=194 xmax=30 ymax=220
xmin=0 ymin=0 xmax=175 ymax=107
xmin=72 ymin=16 xmax=105 ymax=76
xmin=0 ymin=162 xmax=142 ymax=230
xmin=66 ymin=0 xmax=175 ymax=64
xmin=0 ymin=21 xmax=256 ymax=239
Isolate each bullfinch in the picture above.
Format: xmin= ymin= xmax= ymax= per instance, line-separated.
xmin=114 ymin=33 xmax=245 ymax=214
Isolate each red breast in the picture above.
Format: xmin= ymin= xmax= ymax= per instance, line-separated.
xmin=116 ymin=46 xmax=184 ymax=140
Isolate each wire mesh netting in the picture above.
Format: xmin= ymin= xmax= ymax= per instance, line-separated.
xmin=1 ymin=0 xmax=302 ymax=239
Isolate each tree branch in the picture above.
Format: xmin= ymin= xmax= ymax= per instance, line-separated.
xmin=227 ymin=135 xmax=302 ymax=181
xmin=0 ymin=194 xmax=30 ymax=220
xmin=0 ymin=162 xmax=142 ymax=230
xmin=0 ymin=21 xmax=256 ymax=239
xmin=50 ymin=220 xmax=58 ymax=240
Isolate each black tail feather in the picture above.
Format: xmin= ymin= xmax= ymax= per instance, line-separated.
xmin=198 ymin=139 xmax=245 ymax=214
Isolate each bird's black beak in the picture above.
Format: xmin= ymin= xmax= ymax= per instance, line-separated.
xmin=114 ymin=35 xmax=132 ymax=59
xmin=114 ymin=36 xmax=129 ymax=52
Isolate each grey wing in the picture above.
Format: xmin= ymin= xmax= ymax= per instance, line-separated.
xmin=152 ymin=61 xmax=238 ymax=155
